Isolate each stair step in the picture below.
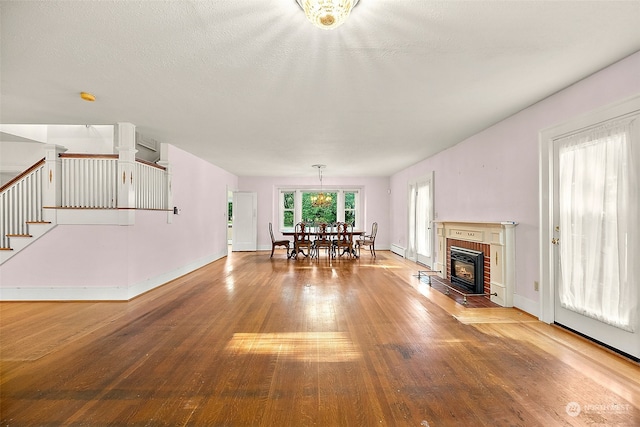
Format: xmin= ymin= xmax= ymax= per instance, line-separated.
xmin=2 ymin=221 xmax=56 ymax=265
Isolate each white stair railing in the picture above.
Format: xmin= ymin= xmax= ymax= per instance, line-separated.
xmin=0 ymin=159 xmax=45 ymax=249
xmin=60 ymin=154 xmax=119 ymax=208
xmin=135 ymin=159 xmax=167 ymax=210
xmin=59 ymin=154 xmax=168 ymax=210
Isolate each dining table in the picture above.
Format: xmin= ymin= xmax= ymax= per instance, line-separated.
xmin=282 ymin=228 xmax=364 ymax=259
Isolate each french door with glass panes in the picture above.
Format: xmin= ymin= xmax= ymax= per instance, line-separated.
xmin=551 ymin=116 xmax=639 ymax=359
xmin=408 ymin=173 xmax=434 ymax=267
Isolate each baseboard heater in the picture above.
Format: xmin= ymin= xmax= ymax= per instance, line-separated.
xmin=390 ymin=244 xmax=405 ymax=258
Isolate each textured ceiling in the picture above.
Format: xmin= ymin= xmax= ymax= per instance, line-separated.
xmin=1 ymin=1 xmax=640 ymax=177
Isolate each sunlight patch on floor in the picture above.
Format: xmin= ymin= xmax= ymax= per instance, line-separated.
xmin=225 ymin=332 xmax=361 ymax=362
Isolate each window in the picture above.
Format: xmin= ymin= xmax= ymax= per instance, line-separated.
xmin=302 ymin=191 xmax=337 ymax=223
xmin=344 ymin=191 xmax=356 ymax=225
xmin=282 ymin=191 xmax=294 ymax=228
xmin=278 ymin=188 xmax=361 ymax=231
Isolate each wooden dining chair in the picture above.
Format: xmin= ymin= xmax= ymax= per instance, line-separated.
xmin=333 ymin=222 xmax=354 ymax=258
xmin=312 ymin=222 xmax=332 ymax=259
xmin=292 ymin=222 xmax=313 ymax=259
xmin=356 ymin=222 xmax=378 ymax=257
xmin=269 ymin=222 xmax=291 ymax=258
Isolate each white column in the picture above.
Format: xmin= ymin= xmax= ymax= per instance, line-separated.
xmin=115 ymin=122 xmax=137 ymax=225
xmin=502 ymin=223 xmax=517 ymax=307
xmin=42 ymin=144 xmax=68 ymax=222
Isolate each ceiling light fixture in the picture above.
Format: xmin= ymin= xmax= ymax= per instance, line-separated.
xmin=311 ymin=164 xmax=333 ymax=207
xmin=296 ymin=0 xmax=360 ymax=30
xmin=80 ymin=92 xmax=96 ymax=102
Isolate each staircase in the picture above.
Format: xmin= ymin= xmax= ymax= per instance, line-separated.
xmin=0 ymin=156 xmax=53 ymax=265
xmin=1 ymin=145 xmax=170 ymax=265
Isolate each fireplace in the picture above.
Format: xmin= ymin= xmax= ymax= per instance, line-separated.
xmin=450 ymin=246 xmax=484 ymax=294
xmin=436 ymin=221 xmax=517 ymax=307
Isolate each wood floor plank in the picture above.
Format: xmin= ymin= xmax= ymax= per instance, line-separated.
xmin=1 ymin=251 xmax=639 ymax=426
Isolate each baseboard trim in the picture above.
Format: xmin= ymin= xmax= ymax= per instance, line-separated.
xmin=513 ymin=293 xmax=539 ymax=318
xmin=0 ymin=286 xmax=129 ymax=301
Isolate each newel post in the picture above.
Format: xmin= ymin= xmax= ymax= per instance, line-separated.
xmin=157 ymin=143 xmax=173 ymax=224
xmin=115 ymin=122 xmax=137 ymax=225
xmin=42 ymin=144 xmax=68 ymax=222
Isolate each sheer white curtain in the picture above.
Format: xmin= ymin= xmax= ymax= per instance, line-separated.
xmin=558 ymin=119 xmax=637 ymax=331
xmin=416 ymin=182 xmax=430 ymax=257
xmin=407 ymin=184 xmax=416 ymax=259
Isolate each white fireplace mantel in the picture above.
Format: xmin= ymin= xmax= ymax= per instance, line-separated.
xmin=434 ymin=221 xmax=517 ymax=307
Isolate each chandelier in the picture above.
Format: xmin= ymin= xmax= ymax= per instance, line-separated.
xmin=311 ymin=164 xmax=333 ymax=207
xmin=296 ymin=0 xmax=360 ymax=30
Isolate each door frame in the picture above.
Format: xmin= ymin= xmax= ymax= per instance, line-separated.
xmin=231 ymin=191 xmax=257 ymax=252
xmin=538 ymin=94 xmax=640 ymax=324
xmin=407 ymin=172 xmax=435 ymax=267
xmin=226 ymin=187 xmax=233 ymax=253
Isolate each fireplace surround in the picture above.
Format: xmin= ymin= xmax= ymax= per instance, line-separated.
xmin=435 ymin=221 xmax=517 ymax=307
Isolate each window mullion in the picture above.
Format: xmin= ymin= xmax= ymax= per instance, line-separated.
xmin=355 ymin=191 xmax=361 ymax=229
xmin=295 ymin=190 xmax=302 ymax=224
xmin=279 ymin=191 xmax=284 ymax=229
xmin=337 ymin=190 xmax=344 ymax=222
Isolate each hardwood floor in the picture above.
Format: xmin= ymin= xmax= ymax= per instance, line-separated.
xmin=1 ymin=251 xmax=639 ymax=426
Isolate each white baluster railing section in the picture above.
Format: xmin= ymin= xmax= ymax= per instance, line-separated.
xmin=58 ymin=154 xmax=167 ymax=210
xmin=60 ymin=154 xmax=118 ymax=208
xmin=0 ymin=159 xmax=45 ymax=249
xmin=135 ymin=160 xmax=167 ymax=210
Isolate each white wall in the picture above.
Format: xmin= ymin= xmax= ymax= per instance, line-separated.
xmin=0 ymin=124 xmax=47 ymax=142
xmin=238 ymin=175 xmax=390 ymax=252
xmin=47 ymin=125 xmax=114 ymax=154
xmin=390 ymin=51 xmax=640 ymax=317
xmin=0 ymin=144 xmax=238 ymax=300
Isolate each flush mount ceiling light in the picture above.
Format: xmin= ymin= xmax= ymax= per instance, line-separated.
xmin=295 ymin=0 xmax=360 ymax=30
xmin=80 ymin=92 xmax=96 ymax=102
xmin=311 ymin=164 xmax=333 ymax=207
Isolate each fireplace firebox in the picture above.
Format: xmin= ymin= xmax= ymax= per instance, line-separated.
xmin=450 ymin=246 xmax=484 ymax=294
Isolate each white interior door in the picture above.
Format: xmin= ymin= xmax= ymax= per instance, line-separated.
xmin=551 ymin=119 xmax=639 ymax=359
xmin=232 ymin=191 xmax=257 ymax=252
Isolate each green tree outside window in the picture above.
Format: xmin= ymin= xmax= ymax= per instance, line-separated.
xmin=283 ymin=192 xmax=295 ymax=227
xmin=345 ymin=191 xmax=356 ymax=226
xmin=302 ymin=192 xmax=337 ymax=224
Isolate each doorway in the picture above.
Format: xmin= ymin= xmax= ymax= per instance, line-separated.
xmin=227 ymin=189 xmax=233 ymax=253
xmin=408 ymin=172 xmax=435 ymax=267
xmin=540 ymin=96 xmax=640 ymax=359
xmin=231 ymin=191 xmax=257 ymax=252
